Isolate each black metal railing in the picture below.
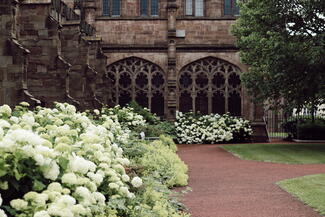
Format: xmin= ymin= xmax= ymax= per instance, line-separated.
xmin=264 ymin=108 xmax=325 ymax=140
xmin=264 ymin=110 xmax=288 ymax=139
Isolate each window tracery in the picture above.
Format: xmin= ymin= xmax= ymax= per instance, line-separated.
xmin=107 ymin=57 xmax=166 ymax=116
xmin=178 ymin=57 xmax=242 ymax=116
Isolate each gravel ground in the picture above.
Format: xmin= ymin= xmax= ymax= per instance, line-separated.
xmin=177 ymin=144 xmax=325 ymax=217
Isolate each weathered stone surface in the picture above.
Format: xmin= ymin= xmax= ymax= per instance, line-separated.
xmin=0 ymin=0 xmax=268 ymax=141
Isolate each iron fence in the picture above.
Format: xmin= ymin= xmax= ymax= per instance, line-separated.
xmin=264 ymin=109 xmax=325 ymax=140
xmin=264 ymin=110 xmax=288 ymax=139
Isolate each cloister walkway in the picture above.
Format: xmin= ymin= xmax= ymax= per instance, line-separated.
xmin=177 ymin=144 xmax=325 ymax=217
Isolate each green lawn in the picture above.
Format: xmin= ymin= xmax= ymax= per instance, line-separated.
xmin=278 ymin=174 xmax=325 ymax=215
xmin=221 ymin=143 xmax=325 ymax=164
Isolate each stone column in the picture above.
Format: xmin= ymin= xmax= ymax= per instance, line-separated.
xmin=19 ymin=1 xmax=71 ymax=107
xmin=83 ymin=0 xmax=96 ymax=25
xmin=166 ymin=0 xmax=178 ymax=120
xmin=0 ymin=0 xmax=40 ymax=107
xmin=251 ymin=103 xmax=269 ymax=142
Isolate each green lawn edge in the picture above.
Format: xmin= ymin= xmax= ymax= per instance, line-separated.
xmin=277 ymin=174 xmax=325 ymax=215
xmin=221 ymin=143 xmax=325 ymax=164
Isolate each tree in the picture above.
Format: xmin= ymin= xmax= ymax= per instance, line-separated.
xmin=232 ymin=0 xmax=325 ymax=114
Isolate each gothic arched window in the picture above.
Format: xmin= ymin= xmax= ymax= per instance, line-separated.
xmin=178 ymin=57 xmax=242 ymax=116
xmin=107 ymin=57 xmax=166 ymax=116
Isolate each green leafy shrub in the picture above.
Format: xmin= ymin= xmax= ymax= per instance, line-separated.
xmin=283 ymin=117 xmax=325 ymax=140
xmin=127 ymin=101 xmax=159 ymax=125
xmin=137 ymin=140 xmax=188 ymax=188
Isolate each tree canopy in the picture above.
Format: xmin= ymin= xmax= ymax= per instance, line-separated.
xmin=232 ymin=0 xmax=325 ymax=112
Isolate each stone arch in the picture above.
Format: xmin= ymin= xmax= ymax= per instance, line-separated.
xmin=106 ymin=56 xmax=166 ymax=116
xmin=177 ymin=56 xmax=242 ymax=116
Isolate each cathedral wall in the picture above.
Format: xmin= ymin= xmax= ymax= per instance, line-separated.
xmin=176 ymin=20 xmax=236 ymax=45
xmin=95 ymin=20 xmax=167 ymax=45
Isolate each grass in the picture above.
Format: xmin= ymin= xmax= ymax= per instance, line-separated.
xmin=278 ymin=174 xmax=325 ymax=215
xmin=268 ymin=132 xmax=288 ymax=138
xmin=221 ymin=143 xmax=325 ymax=164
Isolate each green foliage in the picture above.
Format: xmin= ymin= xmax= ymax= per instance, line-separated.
xmin=137 ymin=140 xmax=188 ymax=187
xmin=133 ymin=121 xmax=176 ymax=138
xmin=127 ymin=101 xmax=160 ymax=125
xmin=232 ymin=0 xmax=325 ymax=110
xmin=283 ymin=116 xmax=325 ymax=139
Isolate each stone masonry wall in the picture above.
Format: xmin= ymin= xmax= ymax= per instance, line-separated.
xmin=19 ymin=2 xmax=70 ymax=107
xmin=0 ymin=0 xmax=40 ymax=107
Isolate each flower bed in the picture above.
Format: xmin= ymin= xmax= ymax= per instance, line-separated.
xmin=175 ymin=111 xmax=252 ymax=144
xmin=0 ymin=103 xmax=189 ymax=217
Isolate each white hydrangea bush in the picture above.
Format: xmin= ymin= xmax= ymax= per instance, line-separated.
xmin=0 ymin=102 xmax=142 ymax=217
xmin=175 ymin=111 xmax=253 ymax=144
xmin=100 ymin=106 xmax=146 ymax=130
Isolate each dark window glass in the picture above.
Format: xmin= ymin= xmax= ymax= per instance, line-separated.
xmin=224 ymin=0 xmax=240 ymax=16
xmin=136 ymin=91 xmax=149 ymax=108
xmin=195 ymin=91 xmax=208 ymax=115
xmin=151 ymin=0 xmax=159 ymax=16
xmin=180 ymin=92 xmax=193 ymax=112
xmin=212 ymin=91 xmax=225 ymax=114
xmin=151 ymin=92 xmax=164 ymax=116
xmin=112 ymin=0 xmax=120 ymax=16
xmin=228 ymin=92 xmax=241 ymax=116
xmin=103 ymin=0 xmax=110 ymax=16
xmin=140 ymin=0 xmax=148 ymax=16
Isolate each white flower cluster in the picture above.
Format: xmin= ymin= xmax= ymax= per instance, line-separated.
xmin=101 ymin=106 xmax=146 ymax=130
xmin=0 ymin=103 xmax=142 ymax=216
xmin=175 ymin=111 xmax=253 ymax=144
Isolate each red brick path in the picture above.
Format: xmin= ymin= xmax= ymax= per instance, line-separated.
xmin=177 ymin=144 xmax=325 ymax=217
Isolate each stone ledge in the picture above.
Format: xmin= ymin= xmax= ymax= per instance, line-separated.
xmin=22 ymin=0 xmax=51 ymax=4
xmin=62 ymin=20 xmax=81 ymax=26
xmin=95 ymin=16 xmax=168 ymax=21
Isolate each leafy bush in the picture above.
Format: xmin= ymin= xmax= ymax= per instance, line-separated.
xmin=127 ymin=101 xmax=159 ymax=125
xmin=175 ymin=111 xmax=252 ymax=144
xmin=133 ymin=121 xmax=176 ymax=138
xmin=137 ymin=140 xmax=188 ymax=188
xmin=297 ymin=122 xmax=325 ymax=140
xmin=283 ymin=117 xmax=325 ymax=140
xmin=0 ymin=103 xmax=189 ymax=217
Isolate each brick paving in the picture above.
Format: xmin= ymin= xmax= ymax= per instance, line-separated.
xmin=178 ymin=144 xmax=325 ymax=217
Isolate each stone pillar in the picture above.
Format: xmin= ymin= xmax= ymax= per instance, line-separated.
xmin=166 ymin=0 xmax=178 ymax=120
xmin=19 ymin=2 xmax=71 ymax=107
xmin=83 ymin=0 xmax=96 ymax=25
xmin=251 ymin=103 xmax=269 ymax=142
xmin=0 ymin=0 xmax=40 ymax=107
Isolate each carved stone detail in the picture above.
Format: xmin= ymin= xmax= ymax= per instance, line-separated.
xmin=178 ymin=57 xmax=242 ymax=116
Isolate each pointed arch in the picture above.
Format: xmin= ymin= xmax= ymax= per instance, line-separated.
xmin=106 ymin=57 xmax=166 ymax=116
xmin=178 ymin=56 xmax=242 ymax=116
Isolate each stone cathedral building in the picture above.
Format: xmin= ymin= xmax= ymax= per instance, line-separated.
xmin=0 ymin=0 xmax=267 ymax=141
